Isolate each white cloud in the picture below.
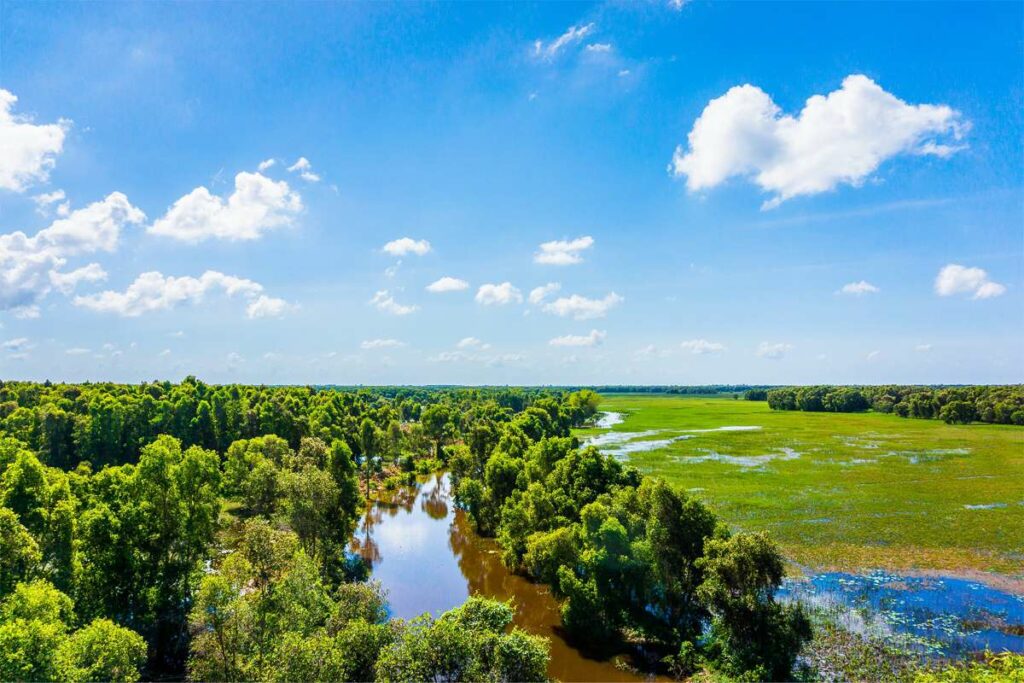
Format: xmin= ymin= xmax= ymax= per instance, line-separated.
xmin=528 ymin=282 xmax=561 ymax=304
xmin=382 ymin=237 xmax=431 ymax=257
xmin=370 ymin=290 xmax=417 ymax=315
xmin=258 ymin=158 xmax=276 ymax=171
xmin=668 ymin=0 xmax=690 ymax=9
xmin=670 ymin=75 xmax=968 ymax=208
xmin=866 ymin=350 xmax=881 ymax=361
xmin=839 ymin=280 xmax=880 ymax=296
xmin=1 ymin=192 xmax=144 ymax=313
xmin=534 ymin=236 xmax=594 ymax=265
xmin=756 ymin=342 xmax=793 ymax=359
xmin=11 ymin=306 xmax=40 ymax=319
xmin=49 ymin=263 xmax=108 ymax=294
xmin=73 ymin=270 xmax=281 ymax=318
xmin=680 ymin=338 xmax=726 ymax=354
xmin=361 ymin=338 xmax=406 ymax=350
xmin=32 ymin=189 xmax=68 ymax=216
xmin=246 ymin=295 xmax=292 ymax=319
xmin=533 ymin=23 xmax=595 ymax=60
xmin=542 ymin=292 xmax=622 ymax=320
xmin=0 ymin=89 xmax=71 ymax=192
xmin=915 ymin=343 xmax=932 ymax=352
xmin=934 ymin=264 xmax=1006 ymax=300
xmin=426 ymin=276 xmax=469 ymax=293
xmin=456 ymin=337 xmax=490 ymax=350
xmin=549 ymin=329 xmax=606 ymax=347
xmin=65 ymin=347 xmax=90 ymax=355
xmin=159 ymin=349 xmax=171 ymax=357
xmin=286 ymin=157 xmax=320 ymax=182
xmin=585 ymin=43 xmax=612 ymax=53
xmin=1 ymin=337 xmax=31 ymax=351
xmin=149 ymin=171 xmax=302 ymax=242
xmin=475 ymin=282 xmax=523 ymax=306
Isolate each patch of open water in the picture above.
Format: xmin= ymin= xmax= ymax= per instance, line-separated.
xmin=782 ymin=572 xmax=1024 ymax=658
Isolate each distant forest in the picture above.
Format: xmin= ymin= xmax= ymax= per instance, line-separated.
xmin=748 ymin=385 xmax=1024 ymax=425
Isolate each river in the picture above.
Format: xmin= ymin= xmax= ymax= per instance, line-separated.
xmin=350 ymin=472 xmax=655 ymax=682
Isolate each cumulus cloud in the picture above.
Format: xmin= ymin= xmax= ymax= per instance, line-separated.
xmin=756 ymin=342 xmax=793 ymax=359
xmin=0 ymin=89 xmax=71 ymax=192
xmin=542 ymin=292 xmax=622 ymax=320
xmin=361 ymin=338 xmax=406 ymax=350
xmin=839 ymin=280 xmax=880 ymax=296
xmin=549 ymin=329 xmax=606 ymax=347
xmin=680 ymin=338 xmax=726 ymax=354
xmin=246 ymin=295 xmax=292 ymax=319
xmin=534 ymin=236 xmax=594 ymax=265
xmin=533 ymin=23 xmax=595 ymax=60
xmin=382 ymin=237 xmax=431 ymax=257
xmin=476 ymin=282 xmax=523 ymax=306
xmin=528 ymin=282 xmax=561 ymax=304
xmin=73 ymin=270 xmax=286 ymax=318
xmin=369 ymin=290 xmax=417 ymax=315
xmin=257 ymin=159 xmax=276 ymax=171
xmin=426 ymin=276 xmax=469 ymax=293
xmin=670 ymin=75 xmax=968 ymax=208
xmin=934 ymin=264 xmax=1006 ymax=299
xmin=150 ymin=171 xmax=302 ymax=243
xmin=1 ymin=192 xmax=145 ymax=313
xmin=286 ymin=157 xmax=320 ymax=182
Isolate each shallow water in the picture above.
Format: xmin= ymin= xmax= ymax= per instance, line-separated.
xmin=351 ymin=473 xmax=655 ymax=682
xmin=782 ymin=572 xmax=1024 ymax=657
xmin=596 ymin=411 xmax=625 ymax=428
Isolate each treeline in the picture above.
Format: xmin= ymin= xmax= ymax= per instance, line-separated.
xmin=0 ymin=378 xmax=593 ymax=471
xmin=591 ymin=384 xmax=773 ymax=396
xmin=755 ymin=385 xmax=1024 ymax=425
xmin=449 ymin=406 xmax=810 ymax=679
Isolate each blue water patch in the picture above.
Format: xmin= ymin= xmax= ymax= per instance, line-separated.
xmin=781 ymin=571 xmax=1024 ymax=658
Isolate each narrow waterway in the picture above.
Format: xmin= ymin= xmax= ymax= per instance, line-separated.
xmin=350 ymin=473 xmax=654 ymax=682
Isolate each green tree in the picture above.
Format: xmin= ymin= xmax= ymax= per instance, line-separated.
xmin=54 ymin=618 xmax=148 ymax=683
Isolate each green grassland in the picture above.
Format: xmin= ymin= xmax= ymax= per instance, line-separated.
xmin=575 ymin=394 xmax=1024 ymax=580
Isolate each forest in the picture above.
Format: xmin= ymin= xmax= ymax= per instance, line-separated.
xmin=754 ymin=385 xmax=1024 ymax=425
xmin=0 ymin=379 xmax=813 ymax=682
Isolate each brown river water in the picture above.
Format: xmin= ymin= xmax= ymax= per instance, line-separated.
xmin=350 ymin=472 xmax=657 ymax=682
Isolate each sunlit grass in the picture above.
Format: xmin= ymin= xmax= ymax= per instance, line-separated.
xmin=576 ymin=395 xmax=1024 ymax=577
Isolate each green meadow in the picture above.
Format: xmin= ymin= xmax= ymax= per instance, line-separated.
xmin=576 ymin=394 xmax=1024 ymax=579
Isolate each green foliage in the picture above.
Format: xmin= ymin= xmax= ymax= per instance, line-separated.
xmin=375 ymin=597 xmax=549 ymax=682
xmin=55 ymin=618 xmax=148 ymax=683
xmin=767 ymin=384 xmax=1024 ymax=425
xmin=914 ymin=651 xmax=1024 ymax=682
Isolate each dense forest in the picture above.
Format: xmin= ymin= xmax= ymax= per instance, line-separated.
xmin=0 ymin=379 xmax=813 ymax=681
xmin=751 ymin=385 xmax=1024 ymax=425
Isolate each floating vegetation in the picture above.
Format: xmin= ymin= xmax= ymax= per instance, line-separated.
xmin=781 ymin=571 xmax=1024 ymax=659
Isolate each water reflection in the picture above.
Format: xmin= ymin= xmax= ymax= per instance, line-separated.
xmin=353 ymin=473 xmax=657 ymax=682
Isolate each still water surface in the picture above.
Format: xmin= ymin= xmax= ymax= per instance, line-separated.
xmin=350 ymin=473 xmax=652 ymax=682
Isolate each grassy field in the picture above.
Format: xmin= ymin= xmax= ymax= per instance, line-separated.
xmin=575 ymin=394 xmax=1024 ymax=579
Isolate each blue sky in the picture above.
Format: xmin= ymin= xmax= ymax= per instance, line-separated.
xmin=1 ymin=1 xmax=1021 ymax=385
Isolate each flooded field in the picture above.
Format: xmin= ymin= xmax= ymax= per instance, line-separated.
xmin=351 ymin=473 xmax=657 ymax=682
